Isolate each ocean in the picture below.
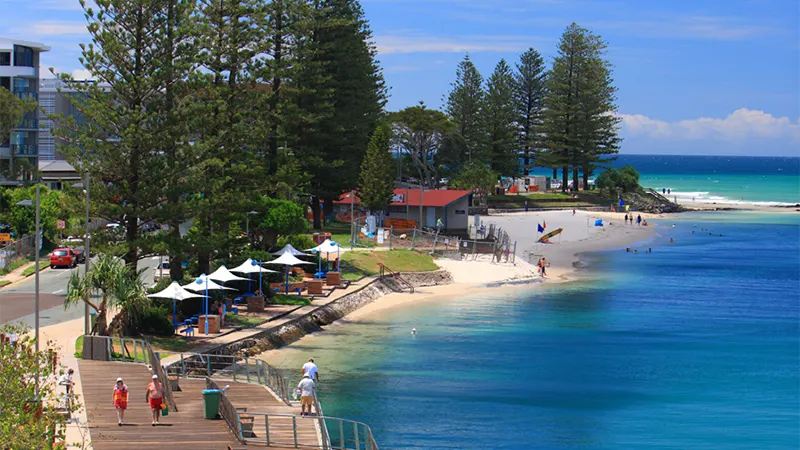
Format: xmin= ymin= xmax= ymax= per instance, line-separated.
xmin=529 ymin=155 xmax=800 ymax=206
xmin=269 ymin=211 xmax=800 ymax=449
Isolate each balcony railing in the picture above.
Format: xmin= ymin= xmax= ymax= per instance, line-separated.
xmin=11 ymin=144 xmax=38 ymax=156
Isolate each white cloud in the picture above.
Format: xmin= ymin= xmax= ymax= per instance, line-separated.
xmin=619 ymin=109 xmax=800 ymax=142
xmin=30 ymin=21 xmax=87 ymax=36
xmin=33 ymin=0 xmax=90 ymax=11
xmin=375 ymin=33 xmax=534 ymax=54
xmin=71 ymin=69 xmax=95 ymax=81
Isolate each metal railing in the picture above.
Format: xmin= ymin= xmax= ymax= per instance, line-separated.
xmin=238 ymin=410 xmax=378 ymax=450
xmin=377 ymin=263 xmax=414 ymax=293
xmin=206 ymin=378 xmax=245 ymax=443
xmin=146 ymin=342 xmax=177 ymax=412
xmin=165 ymin=353 xmax=292 ymax=405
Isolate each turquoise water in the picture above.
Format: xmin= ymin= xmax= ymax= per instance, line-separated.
xmin=271 ymin=212 xmax=800 ymax=449
xmin=529 ymin=155 xmax=800 ymax=206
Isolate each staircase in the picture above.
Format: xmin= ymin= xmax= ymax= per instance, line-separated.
xmin=377 ymin=263 xmax=415 ymax=293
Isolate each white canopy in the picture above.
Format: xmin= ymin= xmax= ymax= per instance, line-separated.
xmin=307 ymin=239 xmax=341 ymax=255
xmin=265 ymin=253 xmax=315 ymax=267
xmin=272 ymin=243 xmax=312 ymax=257
xmin=183 ymin=274 xmax=236 ymax=292
xmin=147 ymin=281 xmax=206 ymax=301
xmin=230 ymin=258 xmax=279 ymax=274
xmin=208 ymin=265 xmax=250 ymax=283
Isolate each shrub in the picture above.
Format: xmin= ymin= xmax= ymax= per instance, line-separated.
xmin=135 ymin=305 xmax=174 ymax=337
xmin=276 ymin=234 xmax=315 ymax=253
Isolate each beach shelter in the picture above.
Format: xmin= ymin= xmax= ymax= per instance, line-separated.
xmin=230 ymin=258 xmax=278 ymax=294
xmin=272 ymin=244 xmax=312 ymax=257
xmin=147 ymin=281 xmax=206 ymax=332
xmin=184 ymin=274 xmax=235 ymax=335
xmin=208 ymin=265 xmax=250 ymax=284
xmin=307 ymin=239 xmax=342 ymax=275
xmin=265 ymin=253 xmax=314 ymax=294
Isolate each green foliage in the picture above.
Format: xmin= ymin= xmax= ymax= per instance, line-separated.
xmin=513 ymin=48 xmax=547 ymax=175
xmin=445 ymin=54 xmax=487 ymax=165
xmin=391 ymin=102 xmax=458 ymax=188
xmin=21 ymin=261 xmax=48 ymax=277
xmin=135 ymin=304 xmax=174 ymax=337
xmin=276 ymin=234 xmax=315 ymax=253
xmin=541 ymin=23 xmax=621 ymax=191
xmin=596 ymin=165 xmax=640 ymax=196
xmin=256 ymin=197 xmax=308 ymax=246
xmin=451 ymin=162 xmax=498 ymax=204
xmin=340 ymin=250 xmax=438 ymax=277
xmin=618 ymin=165 xmax=640 ymax=191
xmin=0 ymin=323 xmax=84 ymax=449
xmin=1 ymin=185 xmax=65 ymax=242
xmin=0 ymin=257 xmax=31 ymax=276
xmin=484 ymin=59 xmax=519 ymax=176
xmin=0 ymin=88 xmax=37 ymax=181
xmin=272 ymin=294 xmax=312 ymax=306
xmin=359 ymin=123 xmax=395 ymax=211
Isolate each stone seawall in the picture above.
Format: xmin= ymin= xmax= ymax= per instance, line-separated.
xmin=200 ymin=270 xmax=453 ymax=358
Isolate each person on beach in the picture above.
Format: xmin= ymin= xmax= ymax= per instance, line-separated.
xmin=145 ymin=374 xmax=164 ymax=426
xmin=624 ymin=214 xmax=628 ymax=224
xmin=540 ymin=257 xmax=548 ymax=277
xmin=636 ymin=215 xmax=642 ymax=226
xmin=302 ymin=358 xmax=319 ymax=381
xmin=60 ymin=368 xmax=75 ymax=395
xmin=113 ymin=377 xmax=128 ymax=426
xmin=298 ymin=373 xmax=316 ymax=417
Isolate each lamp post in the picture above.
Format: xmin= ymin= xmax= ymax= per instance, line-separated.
xmin=245 ymin=210 xmax=257 ymax=239
xmin=17 ymin=186 xmax=40 ymax=397
xmin=72 ymin=172 xmax=91 ymax=335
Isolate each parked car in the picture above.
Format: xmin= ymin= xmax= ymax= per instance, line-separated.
xmin=50 ymin=248 xmax=79 ymax=268
xmin=153 ymin=261 xmax=170 ymax=282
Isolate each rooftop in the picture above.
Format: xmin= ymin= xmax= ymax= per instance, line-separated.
xmin=0 ymin=37 xmax=50 ymax=52
xmin=335 ymin=188 xmax=471 ymax=208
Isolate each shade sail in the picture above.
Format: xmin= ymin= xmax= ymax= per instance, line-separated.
xmin=183 ymin=274 xmax=236 ymax=292
xmin=307 ymin=239 xmax=342 ymax=255
xmin=208 ymin=265 xmax=250 ymax=283
xmin=265 ymin=253 xmax=315 ymax=266
xmin=272 ymin=244 xmax=312 ymax=257
xmin=230 ymin=258 xmax=279 ymax=274
xmin=147 ymin=281 xmax=206 ymax=301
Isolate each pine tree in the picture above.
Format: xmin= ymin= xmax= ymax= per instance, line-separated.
xmin=445 ymin=54 xmax=486 ymax=166
xmin=57 ymin=0 xmax=198 ymax=268
xmin=358 ymin=123 xmax=394 ymax=211
xmin=513 ymin=48 xmax=547 ymax=176
xmin=484 ymin=59 xmax=518 ymax=176
xmin=541 ymin=23 xmax=620 ymax=192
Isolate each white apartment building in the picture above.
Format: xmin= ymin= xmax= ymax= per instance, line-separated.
xmin=0 ymin=37 xmax=50 ymax=184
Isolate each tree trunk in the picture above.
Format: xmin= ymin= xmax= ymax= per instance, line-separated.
xmin=582 ymin=164 xmax=590 ymax=191
xmin=561 ymin=166 xmax=568 ymax=192
xmin=552 ymin=167 xmax=558 ymax=180
xmin=197 ymin=251 xmax=210 ymax=276
xmin=524 ymin=148 xmax=530 ymax=176
xmin=572 ymin=166 xmax=580 ymax=191
xmin=124 ymin=214 xmax=138 ymax=269
xmin=311 ymin=196 xmax=321 ymax=230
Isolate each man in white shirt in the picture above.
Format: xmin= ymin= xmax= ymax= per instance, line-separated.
xmin=297 ymin=373 xmax=316 ymax=417
xmin=301 ymin=358 xmax=319 ymax=381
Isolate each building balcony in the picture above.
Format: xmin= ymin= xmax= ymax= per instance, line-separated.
xmin=11 ymin=144 xmax=38 ymax=156
xmin=0 ymin=66 xmax=37 ymax=78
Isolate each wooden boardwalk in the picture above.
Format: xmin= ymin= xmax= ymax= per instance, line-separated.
xmin=79 ymin=359 xmax=320 ymax=449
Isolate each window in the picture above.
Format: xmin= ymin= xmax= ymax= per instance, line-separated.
xmin=13 ymin=46 xmax=34 ymax=67
xmin=0 ymin=52 xmax=9 ymax=66
xmin=53 ymin=250 xmax=68 ymax=256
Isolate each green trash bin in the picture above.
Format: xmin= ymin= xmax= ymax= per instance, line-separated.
xmin=202 ymin=389 xmax=221 ymax=419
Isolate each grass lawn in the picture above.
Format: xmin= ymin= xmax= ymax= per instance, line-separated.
xmin=225 ymin=314 xmax=266 ymax=328
xmin=0 ymin=257 xmax=31 ymax=277
xmin=340 ymin=250 xmax=438 ymax=278
xmin=22 ymin=261 xmax=49 ymax=277
xmin=0 ymin=280 xmax=10 ymax=287
xmin=75 ymin=333 xmax=198 ymax=359
xmin=272 ymin=294 xmax=312 ymax=306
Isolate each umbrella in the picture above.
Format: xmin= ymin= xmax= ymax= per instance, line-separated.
xmin=208 ymin=265 xmax=250 ymax=283
xmin=272 ymin=244 xmax=312 ymax=257
xmin=265 ymin=253 xmax=314 ymax=294
xmin=230 ymin=258 xmax=278 ymax=294
xmin=307 ymin=239 xmax=341 ymax=276
xmin=184 ymin=274 xmax=235 ymax=335
xmin=147 ymin=281 xmax=206 ymax=332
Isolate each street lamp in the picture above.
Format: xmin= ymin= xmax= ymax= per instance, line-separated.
xmin=16 ymin=187 xmax=40 ymax=397
xmin=245 ymin=210 xmax=258 ymax=237
xmin=72 ymin=171 xmax=91 ymax=335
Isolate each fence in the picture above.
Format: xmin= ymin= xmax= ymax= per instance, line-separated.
xmin=165 ymin=353 xmax=292 ymax=405
xmin=206 ymin=377 xmax=245 ymax=443
xmin=0 ymin=233 xmax=37 ymax=270
xmin=380 ymin=227 xmax=462 ymax=254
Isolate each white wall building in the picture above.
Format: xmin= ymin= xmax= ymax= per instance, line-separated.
xmin=0 ymin=37 xmax=50 ymax=184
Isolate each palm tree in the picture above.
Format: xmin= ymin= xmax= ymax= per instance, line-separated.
xmin=65 ymin=254 xmax=148 ymax=336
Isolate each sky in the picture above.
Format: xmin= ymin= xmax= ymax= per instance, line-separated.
xmin=1 ymin=0 xmax=798 ymax=156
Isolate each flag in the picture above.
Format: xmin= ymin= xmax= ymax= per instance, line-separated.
xmin=543 ymin=220 xmax=547 ymax=230
xmin=537 ymin=224 xmax=544 ymax=233
xmin=619 ymin=199 xmax=625 ymax=207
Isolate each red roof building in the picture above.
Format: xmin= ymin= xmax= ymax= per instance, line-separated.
xmin=334 ymin=189 xmax=472 ymax=231
xmin=334 ymin=188 xmax=471 ymax=208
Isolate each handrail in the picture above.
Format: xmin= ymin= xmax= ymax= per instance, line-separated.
xmin=376 ymin=263 xmax=414 ymax=293
xmin=165 ymin=352 xmax=292 ymax=405
xmin=314 ymin=394 xmax=332 ymax=449
xmin=206 ymin=377 xmax=245 ymax=443
xmin=239 ymin=411 xmax=379 ymax=450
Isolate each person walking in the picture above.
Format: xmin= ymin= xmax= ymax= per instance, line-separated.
xmin=60 ymin=368 xmax=75 ymax=395
xmin=540 ymin=257 xmax=548 ymax=277
xmin=636 ymin=214 xmax=642 ymax=226
xmin=145 ymin=374 xmax=164 ymax=426
xmin=624 ymin=213 xmax=628 ymax=224
xmin=302 ymin=358 xmax=319 ymax=382
xmin=436 ymin=217 xmax=444 ymax=234
xmin=297 ymin=373 xmax=316 ymax=417
xmin=113 ymin=377 xmax=128 ymax=426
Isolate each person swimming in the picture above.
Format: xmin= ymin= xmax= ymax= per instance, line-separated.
xmin=411 ymin=328 xmax=417 ymax=336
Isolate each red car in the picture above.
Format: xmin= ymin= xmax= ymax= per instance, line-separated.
xmin=50 ymin=248 xmax=78 ymax=268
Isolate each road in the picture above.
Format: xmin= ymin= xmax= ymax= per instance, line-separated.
xmin=0 ymin=256 xmax=163 ymax=328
